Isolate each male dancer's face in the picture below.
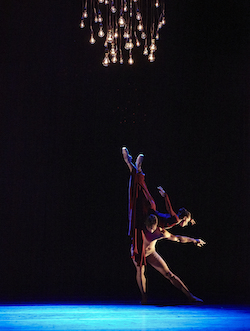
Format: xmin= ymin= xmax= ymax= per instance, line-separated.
xmin=146 ymin=222 xmax=158 ymax=233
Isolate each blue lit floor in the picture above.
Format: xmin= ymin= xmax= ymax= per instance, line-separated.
xmin=0 ymin=303 xmax=250 ymax=331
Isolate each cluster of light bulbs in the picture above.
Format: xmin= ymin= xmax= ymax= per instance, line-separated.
xmin=80 ymin=0 xmax=166 ymax=66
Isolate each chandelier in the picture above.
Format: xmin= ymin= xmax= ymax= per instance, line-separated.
xmin=80 ymin=0 xmax=166 ymax=66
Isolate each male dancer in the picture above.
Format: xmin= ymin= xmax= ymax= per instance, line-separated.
xmin=122 ymin=147 xmax=206 ymax=303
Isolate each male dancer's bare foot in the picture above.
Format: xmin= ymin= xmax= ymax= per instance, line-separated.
xmin=140 ymin=295 xmax=148 ymax=305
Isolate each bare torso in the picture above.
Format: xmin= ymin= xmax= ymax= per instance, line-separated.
xmin=143 ymin=227 xmax=165 ymax=257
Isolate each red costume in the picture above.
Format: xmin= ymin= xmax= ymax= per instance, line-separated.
xmin=128 ymin=165 xmax=180 ymax=266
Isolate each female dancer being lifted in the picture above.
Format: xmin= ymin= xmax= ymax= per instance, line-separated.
xmin=122 ymin=147 xmax=206 ymax=304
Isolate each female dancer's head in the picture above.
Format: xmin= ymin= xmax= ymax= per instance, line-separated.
xmin=177 ymin=208 xmax=192 ymax=227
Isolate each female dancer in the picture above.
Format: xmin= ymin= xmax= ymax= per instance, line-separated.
xmin=122 ymin=147 xmax=205 ymax=303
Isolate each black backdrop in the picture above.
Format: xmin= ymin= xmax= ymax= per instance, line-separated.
xmin=1 ymin=0 xmax=250 ymax=303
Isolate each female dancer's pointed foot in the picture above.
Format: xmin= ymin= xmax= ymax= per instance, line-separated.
xmin=189 ymin=295 xmax=203 ymax=304
xmin=122 ymin=147 xmax=132 ymax=164
xmin=136 ymin=153 xmax=144 ymax=173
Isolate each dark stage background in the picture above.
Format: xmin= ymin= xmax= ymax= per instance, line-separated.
xmin=1 ymin=0 xmax=250 ymax=303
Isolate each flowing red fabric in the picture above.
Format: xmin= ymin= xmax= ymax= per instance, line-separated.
xmin=128 ymin=166 xmax=156 ymax=266
xmin=127 ymin=166 xmax=180 ymax=266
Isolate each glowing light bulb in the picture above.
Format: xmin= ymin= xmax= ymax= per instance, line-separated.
xmin=107 ymin=30 xmax=113 ymax=43
xmin=98 ymin=27 xmax=105 ymax=37
xmin=102 ymin=53 xmax=110 ymax=67
xmin=90 ymin=34 xmax=96 ymax=44
xmin=111 ymin=5 xmax=117 ymax=13
xmin=105 ymin=0 xmax=109 ymax=4
xmin=155 ymin=0 xmax=159 ymax=7
xmin=136 ymin=39 xmax=140 ymax=47
xmin=128 ymin=54 xmax=134 ymax=65
xmin=141 ymin=32 xmax=146 ymax=39
xmin=111 ymin=55 xmax=117 ymax=63
xmin=123 ymin=31 xmax=130 ymax=39
xmin=137 ymin=22 xmax=143 ymax=31
xmin=120 ymin=56 xmax=124 ymax=64
xmin=158 ymin=22 xmax=163 ymax=29
xmin=150 ymin=39 xmax=157 ymax=52
xmin=118 ymin=16 xmax=125 ymax=27
xmin=125 ymin=39 xmax=134 ymax=50
xmin=98 ymin=14 xmax=103 ymax=23
xmin=124 ymin=5 xmax=128 ymax=12
xmin=114 ymin=29 xmax=119 ymax=38
xmin=148 ymin=52 xmax=155 ymax=62
xmin=124 ymin=42 xmax=130 ymax=50
xmin=128 ymin=39 xmax=134 ymax=49
xmin=80 ymin=19 xmax=85 ymax=28
xmin=83 ymin=10 xmax=88 ymax=18
xmin=136 ymin=11 xmax=141 ymax=20
xmin=99 ymin=0 xmax=104 ymax=3
xmin=143 ymin=46 xmax=148 ymax=55
xmin=94 ymin=15 xmax=98 ymax=23
xmin=156 ymin=32 xmax=159 ymax=40
xmin=110 ymin=45 xmax=116 ymax=56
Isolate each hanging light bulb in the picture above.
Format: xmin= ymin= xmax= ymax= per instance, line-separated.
xmin=143 ymin=46 xmax=148 ymax=55
xmin=90 ymin=33 xmax=96 ymax=44
xmin=80 ymin=0 xmax=166 ymax=66
xmin=118 ymin=16 xmax=126 ymax=27
xmin=98 ymin=26 xmax=105 ymax=37
xmin=114 ymin=29 xmax=119 ymax=38
xmin=128 ymin=39 xmax=134 ymax=49
xmin=128 ymin=53 xmax=134 ymax=65
xmin=83 ymin=9 xmax=88 ymax=18
xmin=150 ymin=39 xmax=157 ymax=52
xmin=148 ymin=52 xmax=155 ymax=62
xmin=123 ymin=30 xmax=130 ymax=39
xmin=111 ymin=4 xmax=117 ymax=13
xmin=125 ymin=39 xmax=134 ymax=50
xmin=102 ymin=52 xmax=110 ymax=66
xmin=158 ymin=22 xmax=163 ymax=29
xmin=137 ymin=21 xmax=143 ymax=31
xmin=98 ymin=14 xmax=103 ymax=23
xmin=80 ymin=19 xmax=85 ymax=28
xmin=136 ymin=10 xmax=141 ymax=20
xmin=107 ymin=30 xmax=113 ymax=43
xmin=111 ymin=55 xmax=117 ymax=63
xmin=110 ymin=44 xmax=116 ymax=56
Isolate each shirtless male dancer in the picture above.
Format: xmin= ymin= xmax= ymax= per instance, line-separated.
xmin=122 ymin=147 xmax=206 ymax=304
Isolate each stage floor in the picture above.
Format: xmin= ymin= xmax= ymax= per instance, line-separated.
xmin=0 ymin=303 xmax=250 ymax=330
